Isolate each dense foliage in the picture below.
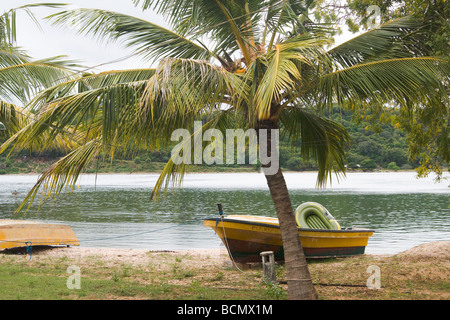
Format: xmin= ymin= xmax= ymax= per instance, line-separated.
xmin=1 ymin=107 xmax=417 ymax=175
xmin=341 ymin=0 xmax=449 ymax=178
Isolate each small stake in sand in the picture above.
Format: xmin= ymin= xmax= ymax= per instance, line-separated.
xmin=260 ymin=251 xmax=276 ymax=283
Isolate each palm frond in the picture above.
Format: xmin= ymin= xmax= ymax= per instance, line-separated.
xmin=264 ymin=0 xmax=315 ymax=48
xmin=0 ymin=45 xmax=30 ymax=68
xmin=327 ymin=16 xmax=430 ymax=69
xmin=133 ymin=0 xmax=269 ymax=61
xmin=314 ymin=57 xmax=449 ymax=109
xmin=1 ymin=83 xmax=150 ymax=163
xmin=255 ymin=34 xmax=328 ymax=119
xmin=47 ymin=8 xmax=213 ymax=63
xmin=150 ymin=109 xmax=235 ymax=200
xmin=28 ymin=68 xmax=156 ymax=111
xmin=280 ymin=107 xmax=350 ymax=187
xmin=1 ymin=67 xmax=159 ymax=167
xmin=0 ymin=55 xmax=80 ymax=104
xmin=0 ymin=101 xmax=76 ymax=155
xmin=141 ymin=57 xmax=246 ymax=139
xmin=14 ymin=139 xmax=102 ymax=213
xmin=0 ymin=100 xmax=24 ymax=136
xmin=0 ymin=3 xmax=67 ymax=45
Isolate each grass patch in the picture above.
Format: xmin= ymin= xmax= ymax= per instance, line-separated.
xmin=0 ymin=249 xmax=447 ymax=300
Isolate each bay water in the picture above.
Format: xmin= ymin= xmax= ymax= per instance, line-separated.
xmin=0 ymin=171 xmax=448 ymax=254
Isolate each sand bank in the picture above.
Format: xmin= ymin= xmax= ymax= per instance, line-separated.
xmin=23 ymin=241 xmax=450 ymax=266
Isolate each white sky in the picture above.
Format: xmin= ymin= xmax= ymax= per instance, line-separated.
xmin=1 ymin=0 xmax=353 ymax=73
xmin=1 ymin=0 xmax=167 ymax=71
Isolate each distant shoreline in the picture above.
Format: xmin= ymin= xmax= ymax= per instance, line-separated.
xmin=0 ymin=168 xmax=430 ymax=176
xmin=3 ymin=154 xmax=443 ymax=176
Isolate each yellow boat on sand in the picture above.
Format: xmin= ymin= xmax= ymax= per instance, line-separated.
xmin=0 ymin=220 xmax=80 ymax=251
xmin=204 ymin=203 xmax=374 ymax=263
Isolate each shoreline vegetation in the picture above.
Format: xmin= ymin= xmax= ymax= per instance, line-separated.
xmin=0 ymin=241 xmax=448 ymax=300
xmin=3 ymin=108 xmax=445 ymax=176
xmin=0 ymin=158 xmax=434 ymax=176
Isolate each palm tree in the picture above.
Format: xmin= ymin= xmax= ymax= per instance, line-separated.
xmin=2 ymin=1 xmax=448 ymax=299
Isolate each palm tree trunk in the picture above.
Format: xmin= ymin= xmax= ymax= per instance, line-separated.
xmin=265 ymin=168 xmax=318 ymax=300
xmin=258 ymin=119 xmax=318 ymax=300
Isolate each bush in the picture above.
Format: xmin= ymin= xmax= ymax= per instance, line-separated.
xmin=360 ymin=159 xmax=377 ymax=170
xmin=3 ymin=159 xmax=11 ymax=168
xmin=387 ymin=162 xmax=400 ymax=171
xmin=401 ymin=164 xmax=412 ymax=170
xmin=286 ymin=157 xmax=301 ymax=170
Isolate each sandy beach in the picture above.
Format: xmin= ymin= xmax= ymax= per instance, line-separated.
xmin=29 ymin=246 xmax=228 ymax=268
xmin=30 ymin=240 xmax=449 ymax=263
xmin=1 ymin=241 xmax=448 ymax=300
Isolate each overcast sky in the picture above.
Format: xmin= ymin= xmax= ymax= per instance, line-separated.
xmin=1 ymin=0 xmax=167 ymax=71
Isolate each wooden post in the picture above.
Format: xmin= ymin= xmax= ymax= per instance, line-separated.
xmin=260 ymin=251 xmax=276 ymax=283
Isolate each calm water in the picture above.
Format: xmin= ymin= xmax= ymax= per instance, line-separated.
xmin=0 ymin=172 xmax=448 ymax=254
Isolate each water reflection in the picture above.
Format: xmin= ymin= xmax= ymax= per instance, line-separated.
xmin=0 ymin=172 xmax=448 ymax=254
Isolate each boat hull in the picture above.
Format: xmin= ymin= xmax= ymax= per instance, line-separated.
xmin=0 ymin=220 xmax=80 ymax=250
xmin=204 ymin=215 xmax=374 ymax=263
